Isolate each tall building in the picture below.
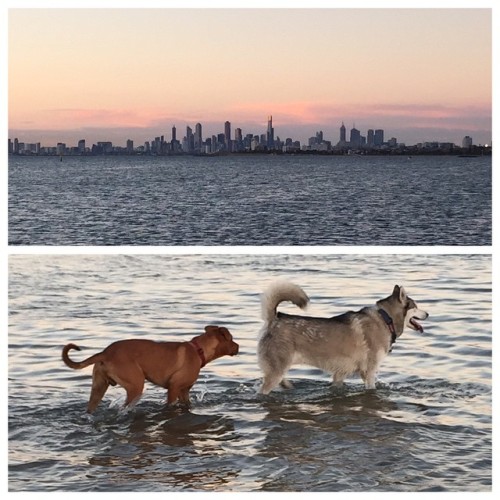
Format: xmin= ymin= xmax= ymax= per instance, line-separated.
xmin=153 ymin=137 xmax=161 ymax=153
xmin=126 ymin=139 xmax=134 ymax=154
xmin=234 ymin=127 xmax=243 ymax=152
xmin=350 ymin=126 xmax=361 ymax=148
xmin=267 ymin=115 xmax=274 ymax=149
xmin=78 ymin=139 xmax=86 ymax=153
xmin=367 ymin=129 xmax=374 ymax=147
xmin=218 ymin=133 xmax=226 ymax=151
xmin=224 ymin=121 xmax=231 ymax=150
xmin=462 ymin=136 xmax=473 ymax=149
xmin=194 ymin=123 xmax=202 ymax=152
xmin=374 ymin=129 xmax=384 ymax=146
xmin=340 ymin=122 xmax=346 ymax=143
xmin=186 ymin=126 xmax=194 ymax=152
xmin=171 ymin=125 xmax=181 ymax=152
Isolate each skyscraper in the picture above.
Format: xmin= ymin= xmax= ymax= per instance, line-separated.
xmin=267 ymin=115 xmax=274 ymax=149
xmin=171 ymin=125 xmax=180 ymax=152
xmin=224 ymin=121 xmax=231 ymax=150
xmin=194 ymin=123 xmax=202 ymax=152
xmin=340 ymin=122 xmax=346 ymax=143
xmin=374 ymin=129 xmax=384 ymax=146
xmin=234 ymin=127 xmax=243 ymax=152
xmin=462 ymin=135 xmax=473 ymax=149
xmin=186 ymin=126 xmax=194 ymax=152
xmin=350 ymin=126 xmax=361 ymax=148
xmin=367 ymin=129 xmax=374 ymax=147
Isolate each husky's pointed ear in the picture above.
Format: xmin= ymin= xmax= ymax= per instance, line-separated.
xmin=392 ymin=285 xmax=407 ymax=302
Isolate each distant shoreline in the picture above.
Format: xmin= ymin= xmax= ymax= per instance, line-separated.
xmin=8 ymin=147 xmax=491 ymax=159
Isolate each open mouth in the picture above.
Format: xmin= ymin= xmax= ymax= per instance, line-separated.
xmin=410 ymin=317 xmax=424 ymax=333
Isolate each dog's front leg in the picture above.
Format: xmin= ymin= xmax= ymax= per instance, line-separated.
xmin=178 ymin=386 xmax=192 ymax=408
xmin=332 ymin=372 xmax=345 ymax=388
xmin=360 ymin=369 xmax=377 ymax=390
xmin=364 ymin=372 xmax=377 ymax=390
xmin=167 ymin=384 xmax=192 ymax=408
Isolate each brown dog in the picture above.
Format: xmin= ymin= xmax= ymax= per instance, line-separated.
xmin=62 ymin=325 xmax=239 ymax=413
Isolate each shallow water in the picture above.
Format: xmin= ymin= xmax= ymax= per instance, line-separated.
xmin=8 ymin=254 xmax=491 ymax=491
xmin=8 ymin=154 xmax=492 ymax=245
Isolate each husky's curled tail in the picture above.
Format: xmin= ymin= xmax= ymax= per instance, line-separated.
xmin=257 ymin=279 xmax=429 ymax=395
xmin=261 ymin=280 xmax=310 ymax=324
xmin=258 ymin=281 xmax=310 ymax=393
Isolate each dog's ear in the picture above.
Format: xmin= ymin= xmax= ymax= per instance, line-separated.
xmin=218 ymin=326 xmax=232 ymax=341
xmin=392 ymin=285 xmax=407 ymax=303
xmin=204 ymin=325 xmax=218 ymax=334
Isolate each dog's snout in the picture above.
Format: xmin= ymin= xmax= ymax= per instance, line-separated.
xmin=232 ymin=342 xmax=239 ymax=355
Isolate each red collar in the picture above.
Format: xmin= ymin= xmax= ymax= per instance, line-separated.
xmin=189 ymin=339 xmax=206 ymax=368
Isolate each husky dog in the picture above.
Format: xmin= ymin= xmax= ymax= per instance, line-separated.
xmin=258 ymin=280 xmax=428 ymax=394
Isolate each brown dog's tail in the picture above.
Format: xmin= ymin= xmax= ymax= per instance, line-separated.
xmin=62 ymin=343 xmax=104 ymax=370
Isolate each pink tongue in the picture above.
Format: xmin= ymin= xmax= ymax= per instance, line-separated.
xmin=411 ymin=318 xmax=424 ymax=333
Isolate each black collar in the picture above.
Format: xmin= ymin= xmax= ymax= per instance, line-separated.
xmin=378 ymin=308 xmax=397 ymax=351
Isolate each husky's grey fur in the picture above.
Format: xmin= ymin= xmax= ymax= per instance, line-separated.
xmin=258 ymin=280 xmax=428 ymax=394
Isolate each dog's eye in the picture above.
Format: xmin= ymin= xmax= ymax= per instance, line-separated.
xmin=405 ymin=301 xmax=416 ymax=311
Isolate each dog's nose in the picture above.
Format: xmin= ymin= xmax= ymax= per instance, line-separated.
xmin=232 ymin=342 xmax=239 ymax=355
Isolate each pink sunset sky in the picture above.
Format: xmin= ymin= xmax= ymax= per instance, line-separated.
xmin=8 ymin=7 xmax=492 ymax=146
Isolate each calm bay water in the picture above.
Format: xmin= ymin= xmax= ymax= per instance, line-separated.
xmin=8 ymin=254 xmax=491 ymax=491
xmin=8 ymin=155 xmax=491 ymax=245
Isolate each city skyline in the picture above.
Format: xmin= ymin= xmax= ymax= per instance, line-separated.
xmin=9 ymin=115 xmax=486 ymax=156
xmin=8 ymin=7 xmax=492 ymax=146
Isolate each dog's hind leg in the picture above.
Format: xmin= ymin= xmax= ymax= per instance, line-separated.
xmin=258 ymin=355 xmax=288 ymax=394
xmin=123 ymin=381 xmax=144 ymax=408
xmin=87 ymin=364 xmax=110 ymax=413
xmin=112 ymin=365 xmax=145 ymax=408
xmin=260 ymin=363 xmax=291 ymax=394
xmin=258 ymin=338 xmax=293 ymax=394
xmin=260 ymin=373 xmax=283 ymax=394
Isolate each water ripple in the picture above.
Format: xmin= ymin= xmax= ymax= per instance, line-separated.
xmin=9 ymin=155 xmax=491 ymax=245
xmin=8 ymin=254 xmax=491 ymax=491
